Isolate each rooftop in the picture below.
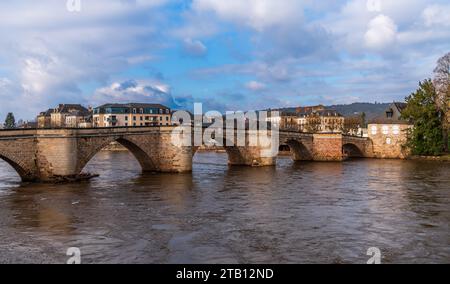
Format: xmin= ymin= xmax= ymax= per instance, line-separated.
xmin=95 ymin=103 xmax=170 ymax=109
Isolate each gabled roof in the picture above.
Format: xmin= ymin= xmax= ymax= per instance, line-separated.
xmin=38 ymin=108 xmax=54 ymax=117
xmin=369 ymin=102 xmax=410 ymax=124
xmin=393 ymin=102 xmax=407 ymax=113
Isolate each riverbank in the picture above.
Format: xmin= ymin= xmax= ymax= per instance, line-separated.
xmin=408 ymin=154 xmax=450 ymax=162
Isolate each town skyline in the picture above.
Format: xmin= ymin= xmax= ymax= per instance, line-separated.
xmin=0 ymin=0 xmax=449 ymax=120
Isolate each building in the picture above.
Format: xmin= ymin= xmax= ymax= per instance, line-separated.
xmin=18 ymin=121 xmax=38 ymax=129
xmin=37 ymin=109 xmax=53 ymax=128
xmin=37 ymin=104 xmax=91 ymax=128
xmin=297 ymin=109 xmax=344 ymax=133
xmin=93 ymin=103 xmax=172 ymax=127
xmin=368 ymin=102 xmax=412 ymax=158
xmin=270 ymin=106 xmax=344 ymax=133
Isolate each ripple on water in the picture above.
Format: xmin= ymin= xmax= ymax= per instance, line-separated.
xmin=0 ymin=152 xmax=449 ymax=263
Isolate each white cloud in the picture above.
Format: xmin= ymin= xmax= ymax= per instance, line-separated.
xmin=182 ymin=38 xmax=208 ymax=57
xmin=245 ymin=81 xmax=266 ymax=91
xmin=364 ymin=15 xmax=397 ymax=50
xmin=192 ymin=0 xmax=305 ymax=31
xmin=0 ymin=0 xmax=168 ymax=119
xmin=93 ymin=80 xmax=175 ymax=107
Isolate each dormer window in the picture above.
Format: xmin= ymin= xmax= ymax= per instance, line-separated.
xmin=386 ymin=110 xmax=393 ymax=118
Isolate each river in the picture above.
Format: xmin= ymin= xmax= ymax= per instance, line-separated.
xmin=0 ymin=151 xmax=449 ymax=263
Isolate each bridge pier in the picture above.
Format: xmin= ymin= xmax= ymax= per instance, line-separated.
xmin=312 ymin=133 xmax=344 ymax=161
xmin=226 ymin=146 xmax=276 ymax=167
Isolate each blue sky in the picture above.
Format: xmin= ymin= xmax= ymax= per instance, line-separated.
xmin=0 ymin=0 xmax=449 ymax=120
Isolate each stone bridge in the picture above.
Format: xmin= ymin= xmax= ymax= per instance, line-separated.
xmin=0 ymin=127 xmax=373 ymax=182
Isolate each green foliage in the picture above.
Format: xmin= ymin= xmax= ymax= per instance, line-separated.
xmin=3 ymin=112 xmax=16 ymax=129
xmin=402 ymin=79 xmax=444 ymax=156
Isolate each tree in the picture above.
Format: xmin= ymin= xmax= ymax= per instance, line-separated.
xmin=305 ymin=114 xmax=321 ymax=133
xmin=433 ymin=52 xmax=450 ymax=152
xmin=360 ymin=112 xmax=367 ymax=128
xmin=402 ymin=80 xmax=444 ymax=156
xmin=4 ymin=112 xmax=16 ymax=129
xmin=342 ymin=116 xmax=360 ymax=135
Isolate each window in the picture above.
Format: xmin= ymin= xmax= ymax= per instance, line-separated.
xmin=133 ymin=116 xmax=136 ymax=121
xmin=133 ymin=123 xmax=136 ymax=126
xmin=133 ymin=108 xmax=137 ymax=114
xmin=160 ymin=116 xmax=162 ymax=121
xmin=371 ymin=126 xmax=377 ymax=135
xmin=140 ymin=116 xmax=143 ymax=121
xmin=125 ymin=116 xmax=128 ymax=121
xmin=125 ymin=123 xmax=128 ymax=126
xmin=382 ymin=125 xmax=389 ymax=135
xmin=392 ymin=125 xmax=400 ymax=135
xmin=166 ymin=116 xmax=169 ymax=121
xmin=386 ymin=111 xmax=393 ymax=118
xmin=140 ymin=108 xmax=143 ymax=114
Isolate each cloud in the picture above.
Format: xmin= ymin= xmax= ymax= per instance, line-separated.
xmin=0 ymin=0 xmax=168 ymax=119
xmin=0 ymin=0 xmax=450 ymax=120
xmin=192 ymin=0 xmax=305 ymax=31
xmin=93 ymin=80 xmax=176 ymax=107
xmin=245 ymin=81 xmax=266 ymax=91
xmin=182 ymin=38 xmax=208 ymax=57
xmin=422 ymin=4 xmax=450 ymax=27
xmin=364 ymin=14 xmax=397 ymax=50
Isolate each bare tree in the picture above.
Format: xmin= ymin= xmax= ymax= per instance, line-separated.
xmin=433 ymin=52 xmax=450 ymax=152
xmin=342 ymin=116 xmax=360 ymax=136
xmin=305 ymin=114 xmax=321 ymax=133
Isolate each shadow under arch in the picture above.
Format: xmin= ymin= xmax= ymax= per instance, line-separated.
xmin=0 ymin=154 xmax=34 ymax=182
xmin=79 ymin=137 xmax=158 ymax=175
xmin=342 ymin=143 xmax=364 ymax=159
xmin=281 ymin=139 xmax=313 ymax=161
xmin=191 ymin=138 xmax=249 ymax=166
xmin=115 ymin=137 xmax=158 ymax=172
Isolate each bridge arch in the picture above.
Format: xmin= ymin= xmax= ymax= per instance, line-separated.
xmin=191 ymin=139 xmax=246 ymax=166
xmin=77 ymin=136 xmax=158 ymax=174
xmin=342 ymin=143 xmax=364 ymax=159
xmin=0 ymin=153 xmax=35 ymax=182
xmin=280 ymin=139 xmax=313 ymax=161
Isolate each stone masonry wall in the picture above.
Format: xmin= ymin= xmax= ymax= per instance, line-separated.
xmin=312 ymin=133 xmax=343 ymax=161
xmin=368 ymin=124 xmax=411 ymax=159
xmin=0 ymin=138 xmax=38 ymax=181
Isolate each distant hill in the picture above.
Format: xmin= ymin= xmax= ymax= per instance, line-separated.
xmin=326 ymin=103 xmax=390 ymax=119
xmin=277 ymin=102 xmax=391 ymax=120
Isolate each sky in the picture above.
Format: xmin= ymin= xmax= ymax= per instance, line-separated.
xmin=0 ymin=0 xmax=449 ymax=120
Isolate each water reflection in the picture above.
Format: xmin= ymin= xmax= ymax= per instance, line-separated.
xmin=0 ymin=151 xmax=449 ymax=263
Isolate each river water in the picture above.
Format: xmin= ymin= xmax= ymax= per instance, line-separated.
xmin=0 ymin=151 xmax=449 ymax=264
